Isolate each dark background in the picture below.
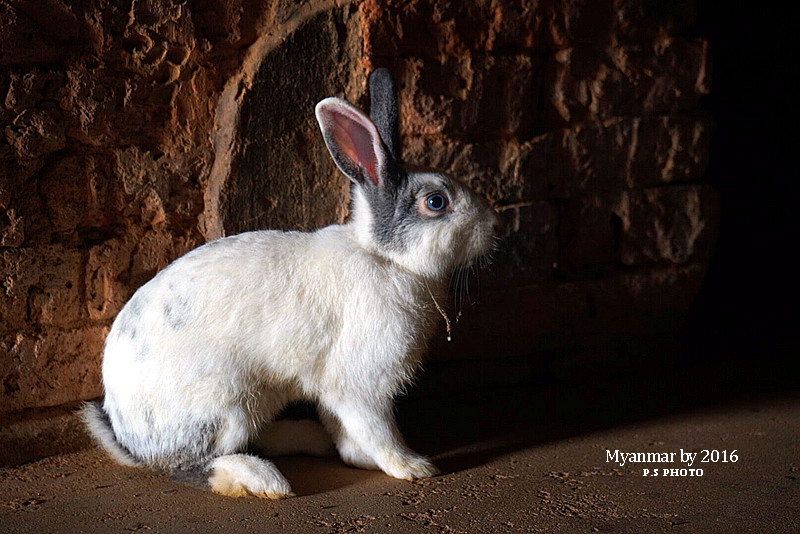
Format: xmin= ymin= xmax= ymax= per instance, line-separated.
xmin=683 ymin=4 xmax=795 ymax=377
xmin=400 ymin=3 xmax=799 ymax=451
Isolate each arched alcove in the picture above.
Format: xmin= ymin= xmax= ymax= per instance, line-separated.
xmin=214 ymin=6 xmax=363 ymax=237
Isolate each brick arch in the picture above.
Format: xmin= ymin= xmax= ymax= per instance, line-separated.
xmin=201 ymin=1 xmax=360 ymax=240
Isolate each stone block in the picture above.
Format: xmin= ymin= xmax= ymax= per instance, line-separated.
xmin=627 ymin=116 xmax=712 ymax=188
xmin=557 ymin=193 xmax=624 ymax=278
xmin=0 ymin=165 xmax=51 ymax=246
xmin=386 ymin=53 xmax=539 ymax=137
xmin=557 ymin=185 xmax=719 ymax=276
xmin=4 ymin=105 xmax=66 ymax=162
xmin=60 ymin=64 xmax=119 ymax=147
xmin=363 ymin=0 xmax=543 ymax=56
xmin=85 ymin=238 xmax=137 ymax=322
xmin=546 ymin=0 xmax=697 ymax=49
xmin=0 ymin=2 xmax=69 ymax=66
xmin=4 ymin=69 xmax=65 ymax=115
xmin=128 ymin=229 xmax=180 ymax=287
xmin=112 ymin=146 xmax=173 ymax=225
xmin=544 ymin=38 xmax=710 ymax=126
xmin=403 ymin=136 xmax=529 ymax=202
xmin=516 ymin=116 xmax=712 ymax=199
xmin=620 ymin=185 xmax=719 ymax=266
xmin=39 ymin=154 xmax=100 ymax=236
xmin=0 ymin=326 xmax=107 ymax=414
xmin=0 ymin=208 xmax=24 ymax=247
xmin=1 ymin=246 xmax=84 ymax=330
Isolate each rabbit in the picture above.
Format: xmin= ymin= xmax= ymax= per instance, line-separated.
xmin=81 ymin=68 xmax=499 ymax=498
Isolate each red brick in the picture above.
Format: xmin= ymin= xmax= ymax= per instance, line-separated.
xmin=387 ymin=53 xmax=539 ymax=137
xmin=557 ymin=185 xmax=719 ymax=276
xmin=544 ymin=38 xmax=710 ymax=127
xmin=0 ymin=326 xmax=106 ymax=414
xmin=363 ymin=0 xmax=544 ymax=56
xmin=546 ymin=0 xmax=697 ymax=49
xmin=85 ymin=238 xmax=137 ymax=322
xmin=531 ymin=116 xmax=712 ymax=198
xmin=1 ymin=246 xmax=84 ymax=330
xmin=620 ymin=185 xmax=719 ymax=266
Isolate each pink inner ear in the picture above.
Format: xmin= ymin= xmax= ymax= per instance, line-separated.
xmin=331 ymin=111 xmax=379 ymax=186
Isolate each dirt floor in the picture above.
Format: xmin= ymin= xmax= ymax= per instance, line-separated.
xmin=2 ymin=359 xmax=799 ymax=533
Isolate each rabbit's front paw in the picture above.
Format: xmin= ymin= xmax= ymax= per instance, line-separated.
xmin=382 ymin=453 xmax=439 ymax=480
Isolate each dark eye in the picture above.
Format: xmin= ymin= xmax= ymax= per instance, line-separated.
xmin=425 ymin=193 xmax=448 ymax=212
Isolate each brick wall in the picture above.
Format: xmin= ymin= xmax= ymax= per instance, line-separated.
xmin=359 ymin=0 xmax=716 ymax=391
xmin=0 ymin=0 xmax=716 ymax=465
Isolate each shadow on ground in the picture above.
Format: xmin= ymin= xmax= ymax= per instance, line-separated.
xmin=268 ymin=343 xmax=798 ymax=497
xmin=2 ymin=344 xmax=797 ymax=534
xmin=395 ymin=346 xmax=798 ymax=483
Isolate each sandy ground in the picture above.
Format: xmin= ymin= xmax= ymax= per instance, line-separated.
xmin=2 ymin=376 xmax=798 ymax=534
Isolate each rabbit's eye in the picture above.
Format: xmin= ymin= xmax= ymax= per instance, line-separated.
xmin=425 ymin=193 xmax=448 ymax=212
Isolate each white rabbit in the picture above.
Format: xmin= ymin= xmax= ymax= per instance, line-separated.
xmin=81 ymin=68 xmax=499 ymax=498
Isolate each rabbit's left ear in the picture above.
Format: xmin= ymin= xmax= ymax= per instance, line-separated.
xmin=315 ymin=97 xmax=389 ymax=188
xmin=369 ymin=68 xmax=402 ymax=164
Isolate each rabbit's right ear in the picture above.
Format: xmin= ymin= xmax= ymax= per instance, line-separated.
xmin=315 ymin=98 xmax=389 ymax=188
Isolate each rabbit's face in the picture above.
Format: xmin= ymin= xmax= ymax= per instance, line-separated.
xmin=316 ymin=95 xmax=498 ymax=279
xmin=352 ymin=170 xmax=498 ymax=278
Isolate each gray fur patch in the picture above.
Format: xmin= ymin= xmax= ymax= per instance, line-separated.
xmin=134 ymin=342 xmax=150 ymax=361
xmin=116 ymin=315 xmax=137 ymax=340
xmin=163 ymin=418 xmax=222 ymax=471
xmin=370 ymin=68 xmax=401 ymax=163
xmin=116 ymin=292 xmax=146 ymax=340
xmin=162 ymin=280 xmax=192 ymax=330
xmin=112 ymin=406 xmax=224 ymax=471
xmin=368 ymin=172 xmax=452 ymax=251
xmin=163 ymin=301 xmax=188 ymax=329
xmin=127 ymin=291 xmax=146 ymax=317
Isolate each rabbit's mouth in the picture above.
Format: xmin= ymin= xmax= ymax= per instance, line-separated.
xmin=461 ymin=217 xmax=500 ymax=267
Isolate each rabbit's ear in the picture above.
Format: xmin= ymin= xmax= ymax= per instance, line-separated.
xmin=369 ymin=68 xmax=401 ymax=164
xmin=315 ymin=98 xmax=390 ymax=188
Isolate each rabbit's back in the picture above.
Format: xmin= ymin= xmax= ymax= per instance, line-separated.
xmin=101 ymin=225 xmax=438 ymax=452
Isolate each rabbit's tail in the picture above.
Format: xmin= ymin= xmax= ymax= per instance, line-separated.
xmin=79 ymin=400 xmax=141 ymax=467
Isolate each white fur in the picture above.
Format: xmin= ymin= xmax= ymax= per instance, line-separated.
xmin=88 ymin=92 xmax=498 ymax=498
xmin=208 ymin=454 xmax=293 ymax=498
xmin=80 ymin=402 xmax=140 ymax=467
